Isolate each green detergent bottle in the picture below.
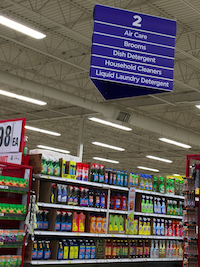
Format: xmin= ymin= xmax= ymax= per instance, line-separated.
xmin=159 ymin=177 xmax=165 ymax=193
xmin=153 ymin=177 xmax=158 ymax=192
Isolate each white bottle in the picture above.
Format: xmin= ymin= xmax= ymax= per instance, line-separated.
xmin=150 ymin=240 xmax=155 ymax=258
xmin=154 ymin=240 xmax=159 ymax=258
xmin=157 ymin=198 xmax=161 ymax=214
xmin=161 ymin=198 xmax=166 ymax=214
xmin=160 ymin=219 xmax=165 ymax=236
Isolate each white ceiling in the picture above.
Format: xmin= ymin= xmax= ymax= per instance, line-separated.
xmin=0 ymin=0 xmax=200 ymax=175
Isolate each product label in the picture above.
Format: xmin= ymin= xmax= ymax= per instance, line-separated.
xmin=148 ymin=182 xmax=152 ymax=191
xmin=91 ymin=246 xmax=96 ymax=259
xmin=79 ymin=246 xmax=85 ymax=259
xmin=89 ymin=196 xmax=93 ymax=206
xmin=85 ymin=246 xmax=91 ymax=259
xmin=145 ymin=182 xmax=148 ymax=190
xmin=58 ymin=251 xmax=63 ymax=260
xmin=73 ymin=197 xmax=78 ymax=205
xmin=96 ymin=196 xmax=100 ymax=205
xmin=140 ymin=181 xmax=144 ymax=190
xmin=74 ymin=246 xmax=78 ymax=259
xmin=120 ymin=175 xmax=123 ymax=186
xmin=63 ymin=246 xmax=69 ymax=259
xmin=99 ymin=175 xmax=104 ymax=182
xmin=80 ymin=198 xmax=85 ymax=206
xmin=44 ymin=251 xmax=50 ymax=260
xmin=61 ymin=222 xmax=66 ymax=231
xmin=115 ymin=199 xmax=120 ymax=209
xmin=122 ymin=199 xmax=126 ymax=210
xmin=105 ymin=173 xmax=108 ymax=183
xmin=55 ymin=222 xmax=61 ymax=231
xmin=161 ymin=206 xmax=166 ymax=214
xmin=113 ymin=174 xmax=116 ymax=184
xmin=37 ymin=251 xmax=43 ymax=259
xmin=134 ymin=176 xmax=138 ymax=187
xmin=43 ymin=222 xmax=49 ymax=230
xmin=100 ymin=197 xmax=105 ymax=208
xmin=66 ymin=222 xmax=72 ymax=231
xmin=32 ymin=251 xmax=37 ymax=259
xmin=109 ymin=174 xmax=113 ymax=184
xmin=94 ymin=174 xmax=98 ymax=182
xmin=157 ymin=205 xmax=161 ymax=214
xmin=124 ymin=176 xmax=127 ymax=186
xmin=68 ymin=197 xmax=73 ymax=205
xmin=69 ymin=247 xmax=74 ymax=260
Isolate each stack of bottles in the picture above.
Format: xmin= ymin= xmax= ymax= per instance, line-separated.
xmin=166 ymin=200 xmax=183 ymax=216
xmin=57 ymin=239 xmax=96 ymax=260
xmin=141 ymin=196 xmax=154 ymax=213
xmin=129 ymin=240 xmax=150 ymax=258
xmin=89 ymin=214 xmax=107 ymax=234
xmin=55 ymin=211 xmax=85 ymax=233
xmin=138 ymin=217 xmax=151 ymax=235
xmin=150 ymin=240 xmax=183 ymax=258
xmin=110 ymin=193 xmax=127 ymax=211
xmin=0 ymin=255 xmax=22 ymax=266
xmin=32 ymin=240 xmax=51 ymax=260
xmin=109 ymin=215 xmax=125 ymax=234
xmin=90 ymin=164 xmax=105 ymax=183
xmin=105 ymin=239 xmax=129 ymax=259
xmin=41 ymin=156 xmax=61 ymax=176
xmin=104 ymin=169 xmax=128 ymax=187
xmin=54 ymin=184 xmax=107 ymax=209
xmin=76 ymin=163 xmax=89 ymax=180
xmin=152 ymin=219 xmax=183 ymax=237
xmin=36 ymin=210 xmax=49 ymax=230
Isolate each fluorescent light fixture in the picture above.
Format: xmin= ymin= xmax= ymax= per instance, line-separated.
xmin=25 ymin=126 xmax=61 ymax=136
xmin=195 ymin=104 xmax=200 ymax=109
xmin=137 ymin=166 xmax=159 ymax=172
xmin=37 ymin=145 xmax=70 ymax=154
xmin=92 ymin=141 xmax=125 ymax=151
xmin=173 ymin=174 xmax=180 ymax=176
xmin=146 ymin=155 xmax=172 ymax=163
xmin=89 ymin=117 xmax=132 ymax=131
xmin=0 ymin=15 xmax=46 ymax=39
xmin=93 ymin=157 xmax=119 ymax=164
xmin=0 ymin=89 xmax=47 ymax=105
xmin=159 ymin=137 xmax=191 ymax=149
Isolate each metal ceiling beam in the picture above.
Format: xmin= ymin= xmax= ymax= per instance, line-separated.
xmin=0 ymin=69 xmax=200 ymax=147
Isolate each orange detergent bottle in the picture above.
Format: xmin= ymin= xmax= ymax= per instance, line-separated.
xmin=72 ymin=212 xmax=78 ymax=232
xmin=78 ymin=212 xmax=85 ymax=232
xmin=89 ymin=214 xmax=96 ymax=233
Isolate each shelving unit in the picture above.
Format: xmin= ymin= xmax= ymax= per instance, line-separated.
xmin=26 ymin=168 xmax=184 ymax=265
xmin=0 ymin=161 xmax=32 ymax=267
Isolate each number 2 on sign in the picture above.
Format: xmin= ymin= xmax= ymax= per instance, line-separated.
xmin=132 ymin=15 xmax=142 ymax=27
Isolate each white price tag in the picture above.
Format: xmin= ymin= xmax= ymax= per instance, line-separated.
xmin=0 ymin=213 xmax=4 ymax=216
xmin=0 ymin=120 xmax=22 ymax=153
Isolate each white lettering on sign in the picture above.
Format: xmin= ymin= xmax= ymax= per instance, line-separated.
xmin=124 ymin=41 xmax=146 ymax=50
xmin=132 ymin=15 xmax=142 ymax=27
xmin=0 ymin=120 xmax=22 ymax=153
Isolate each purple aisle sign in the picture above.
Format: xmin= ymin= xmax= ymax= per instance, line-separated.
xmin=90 ymin=4 xmax=177 ymax=100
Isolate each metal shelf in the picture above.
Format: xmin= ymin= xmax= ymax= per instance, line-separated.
xmin=0 ymin=185 xmax=28 ymax=193
xmin=134 ymin=211 xmax=183 ymax=220
xmin=33 ymin=174 xmax=128 ymax=191
xmin=37 ymin=202 xmax=107 ymax=213
xmin=34 ymin=230 xmax=183 ymax=240
xmin=30 ymin=257 xmax=182 ymax=265
xmin=135 ymin=189 xmax=185 ymax=199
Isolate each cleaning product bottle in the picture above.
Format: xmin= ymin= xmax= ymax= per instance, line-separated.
xmin=79 ymin=240 xmax=85 ymax=259
xmin=63 ymin=240 xmax=69 ymax=260
xmin=140 ymin=174 xmax=144 ymax=190
xmin=112 ymin=240 xmax=117 ymax=259
xmin=37 ymin=241 xmax=43 ymax=260
xmin=160 ymin=219 xmax=164 ymax=236
xmin=167 ymin=200 xmax=170 ymax=215
xmin=170 ymin=178 xmax=175 ymax=195
xmin=68 ymin=186 xmax=74 ymax=205
xmin=78 ymin=212 xmax=85 ymax=233
xmin=144 ymin=174 xmax=149 ymax=191
xmin=121 ymin=194 xmax=127 ymax=211
xmin=150 ymin=240 xmax=154 ymax=258
xmin=88 ymin=190 xmax=94 ymax=207
xmin=95 ymin=191 xmax=100 ymax=208
xmin=69 ymin=239 xmax=74 ymax=260
xmin=156 ymin=219 xmax=160 ymax=236
xmin=153 ymin=219 xmax=156 ymax=236
xmin=154 ymin=197 xmax=157 ymax=213
xmin=44 ymin=241 xmax=51 ymax=260
xmin=47 ymin=157 xmax=54 ymax=175
xmin=166 ymin=241 xmax=170 ymax=258
xmin=148 ymin=175 xmax=152 ymax=191
xmin=41 ymin=156 xmax=48 ymax=174
xmin=141 ymin=195 xmax=145 ymax=212
xmin=43 ymin=210 xmax=49 ymax=230
xmin=85 ymin=240 xmax=91 ymax=259
xmin=161 ymin=198 xmax=166 ymax=214
xmin=153 ymin=177 xmax=158 ymax=192
xmin=139 ymin=217 xmax=143 ymax=235
xmin=157 ymin=198 xmax=161 ymax=214
xmin=66 ymin=212 xmax=72 ymax=232
xmin=54 ymin=160 xmax=60 ymax=176
xmin=32 ymin=241 xmax=38 ymax=260
xmin=100 ymin=191 xmax=106 ymax=209
xmin=159 ymin=177 xmax=165 ymax=193
xmin=154 ymin=240 xmax=159 ymax=258
xmin=73 ymin=186 xmax=79 ymax=206
xmin=50 ymin=183 xmax=56 ymax=203
xmin=120 ymin=171 xmax=124 ymax=187
xmin=55 ymin=211 xmax=61 ymax=231
xmin=116 ymin=170 xmax=121 ymax=186
xmin=57 ymin=184 xmax=62 ymax=203
xmin=73 ymin=239 xmax=79 ymax=260
xmin=159 ymin=241 xmax=162 ymax=258
xmin=72 ymin=212 xmax=79 ymax=232
xmin=124 ymin=171 xmax=128 ymax=187
xmin=90 ymin=240 xmax=96 ymax=259
xmin=145 ymin=196 xmax=149 ymax=213
xmin=162 ymin=240 xmax=166 ymax=258
xmin=142 ymin=218 xmax=147 ymax=235
xmin=61 ymin=185 xmax=68 ymax=203
xmin=61 ymin=212 xmax=66 ymax=231
xmin=166 ymin=178 xmax=170 ymax=194
xmin=109 ymin=169 xmax=113 ymax=185
xmin=57 ymin=241 xmax=63 ymax=260
xmin=147 ymin=219 xmax=151 ymax=235
xmin=112 ymin=169 xmax=116 ymax=185
xmin=149 ymin=197 xmax=153 ymax=213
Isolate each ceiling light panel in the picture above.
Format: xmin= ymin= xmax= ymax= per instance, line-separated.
xmin=92 ymin=141 xmax=125 ymax=151
xmin=137 ymin=166 xmax=159 ymax=172
xmin=93 ymin=157 xmax=119 ymax=164
xmin=0 ymin=89 xmax=47 ymax=105
xmin=0 ymin=15 xmax=46 ymax=39
xmin=89 ymin=117 xmax=132 ymax=131
xmin=25 ymin=126 xmax=61 ymax=136
xmin=146 ymin=155 xmax=172 ymax=163
xmin=37 ymin=145 xmax=70 ymax=154
xmin=159 ymin=137 xmax=191 ymax=149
